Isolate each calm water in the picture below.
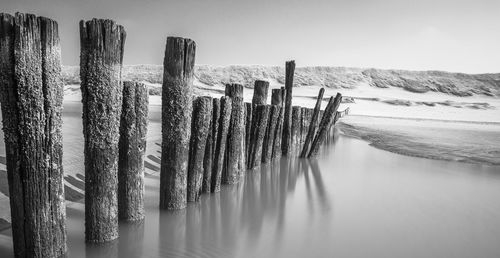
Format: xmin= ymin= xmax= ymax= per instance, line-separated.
xmin=0 ymin=102 xmax=499 ymax=257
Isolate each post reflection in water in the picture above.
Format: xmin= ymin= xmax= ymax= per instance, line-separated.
xmin=118 ymin=221 xmax=144 ymax=258
xmin=152 ymin=155 xmax=330 ymax=258
xmin=85 ymin=240 xmax=118 ymax=258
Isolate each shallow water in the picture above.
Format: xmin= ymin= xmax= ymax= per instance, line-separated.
xmin=0 ymin=103 xmax=500 ymax=257
xmin=339 ymin=115 xmax=500 ymax=166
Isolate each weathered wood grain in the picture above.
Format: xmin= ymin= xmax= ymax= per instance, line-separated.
xmin=160 ymin=37 xmax=196 ymax=210
xmin=211 ymin=97 xmax=232 ymax=192
xmin=118 ymin=81 xmax=148 ymax=222
xmin=300 ymin=88 xmax=325 ymax=158
xmin=281 ymin=61 xmax=295 ymax=155
xmin=187 ymin=96 xmax=213 ymax=202
xmin=223 ymin=84 xmax=244 ymax=184
xmin=80 ymin=18 xmax=126 ymax=243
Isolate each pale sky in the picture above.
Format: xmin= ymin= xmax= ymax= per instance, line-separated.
xmin=2 ymin=0 xmax=499 ymax=73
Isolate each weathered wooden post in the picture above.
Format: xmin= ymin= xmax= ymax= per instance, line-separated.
xmin=271 ymin=88 xmax=283 ymax=106
xmin=308 ymin=93 xmax=342 ymax=158
xmin=211 ymin=97 xmax=232 ymax=192
xmin=299 ymin=108 xmax=309 ymax=148
xmin=160 ymin=37 xmax=196 ymax=210
xmin=262 ymin=105 xmax=281 ymax=163
xmin=281 ymin=60 xmax=295 ymax=155
xmin=188 ymin=96 xmax=213 ymax=202
xmin=244 ymin=102 xmax=252 ymax=165
xmin=248 ymin=80 xmax=269 ymax=164
xmin=0 ymin=13 xmax=67 ymax=257
xmin=290 ymin=106 xmax=302 ymax=154
xmin=271 ymin=88 xmax=285 ymax=159
xmin=223 ymin=83 xmax=244 ymax=184
xmin=247 ymin=105 xmax=270 ymax=169
xmin=202 ymin=98 xmax=220 ymax=193
xmin=300 ymin=88 xmax=325 ymax=157
xmin=118 ymin=81 xmax=148 ymax=222
xmin=252 ymin=80 xmax=269 ymax=105
xmin=80 ymin=18 xmax=126 ymax=243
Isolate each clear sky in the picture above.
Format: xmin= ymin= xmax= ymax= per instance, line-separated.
xmin=2 ymin=0 xmax=499 ymax=73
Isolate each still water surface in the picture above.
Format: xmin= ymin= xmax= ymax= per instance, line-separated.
xmin=0 ymin=103 xmax=499 ymax=257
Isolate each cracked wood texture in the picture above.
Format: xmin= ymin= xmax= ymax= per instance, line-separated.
xmin=211 ymin=97 xmax=231 ymax=192
xmin=244 ymin=102 xmax=252 ymax=167
xmin=187 ymin=96 xmax=212 ymax=202
xmin=308 ymin=93 xmax=342 ymax=158
xmin=251 ymin=80 xmax=269 ymax=106
xmin=290 ymin=106 xmax=302 ymax=155
xmin=262 ymin=105 xmax=280 ymax=163
xmin=223 ymin=84 xmax=244 ymax=184
xmin=0 ymin=13 xmax=67 ymax=257
xmin=80 ymin=18 xmax=126 ymax=243
xmin=202 ymin=98 xmax=219 ymax=193
xmin=247 ymin=105 xmax=270 ymax=169
xmin=300 ymin=108 xmax=311 ymax=147
xmin=249 ymin=80 xmax=269 ymax=164
xmin=118 ymin=81 xmax=148 ymax=222
xmin=300 ymin=88 xmax=324 ymax=158
xmin=281 ymin=60 xmax=295 ymax=155
xmin=160 ymin=37 xmax=196 ymax=210
xmin=271 ymin=88 xmax=285 ymax=159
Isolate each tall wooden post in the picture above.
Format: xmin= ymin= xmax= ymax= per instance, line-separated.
xmin=80 ymin=18 xmax=126 ymax=243
xmin=300 ymin=88 xmax=324 ymax=157
xmin=249 ymin=80 xmax=269 ymax=164
xmin=281 ymin=60 xmax=295 ymax=155
xmin=188 ymin=97 xmax=213 ymax=202
xmin=202 ymin=98 xmax=220 ymax=193
xmin=118 ymin=81 xmax=148 ymax=222
xmin=160 ymin=37 xmax=196 ymax=210
xmin=308 ymin=93 xmax=342 ymax=158
xmin=211 ymin=97 xmax=232 ymax=192
xmin=247 ymin=105 xmax=270 ymax=169
xmin=0 ymin=13 xmax=67 ymax=257
xmin=271 ymin=88 xmax=285 ymax=159
xmin=223 ymin=84 xmax=244 ymax=184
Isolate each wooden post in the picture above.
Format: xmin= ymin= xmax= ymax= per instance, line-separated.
xmin=248 ymin=80 xmax=269 ymax=165
xmin=262 ymin=105 xmax=281 ymax=163
xmin=290 ymin=106 xmax=302 ymax=155
xmin=252 ymin=80 xmax=269 ymax=105
xmin=271 ymin=88 xmax=285 ymax=159
xmin=247 ymin=105 xmax=270 ymax=169
xmin=281 ymin=60 xmax=295 ymax=155
xmin=299 ymin=108 xmax=309 ymax=148
xmin=160 ymin=37 xmax=196 ymax=210
xmin=188 ymin=96 xmax=213 ymax=202
xmin=211 ymin=97 xmax=232 ymax=192
xmin=223 ymin=84 xmax=244 ymax=184
xmin=300 ymin=88 xmax=325 ymax=157
xmin=271 ymin=88 xmax=283 ymax=106
xmin=244 ymin=102 xmax=252 ymax=166
xmin=308 ymin=93 xmax=342 ymax=158
xmin=80 ymin=18 xmax=126 ymax=243
xmin=202 ymin=98 xmax=220 ymax=193
xmin=118 ymin=81 xmax=148 ymax=222
xmin=0 ymin=13 xmax=66 ymax=257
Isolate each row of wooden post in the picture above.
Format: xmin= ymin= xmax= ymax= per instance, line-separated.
xmin=0 ymin=13 xmax=345 ymax=257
